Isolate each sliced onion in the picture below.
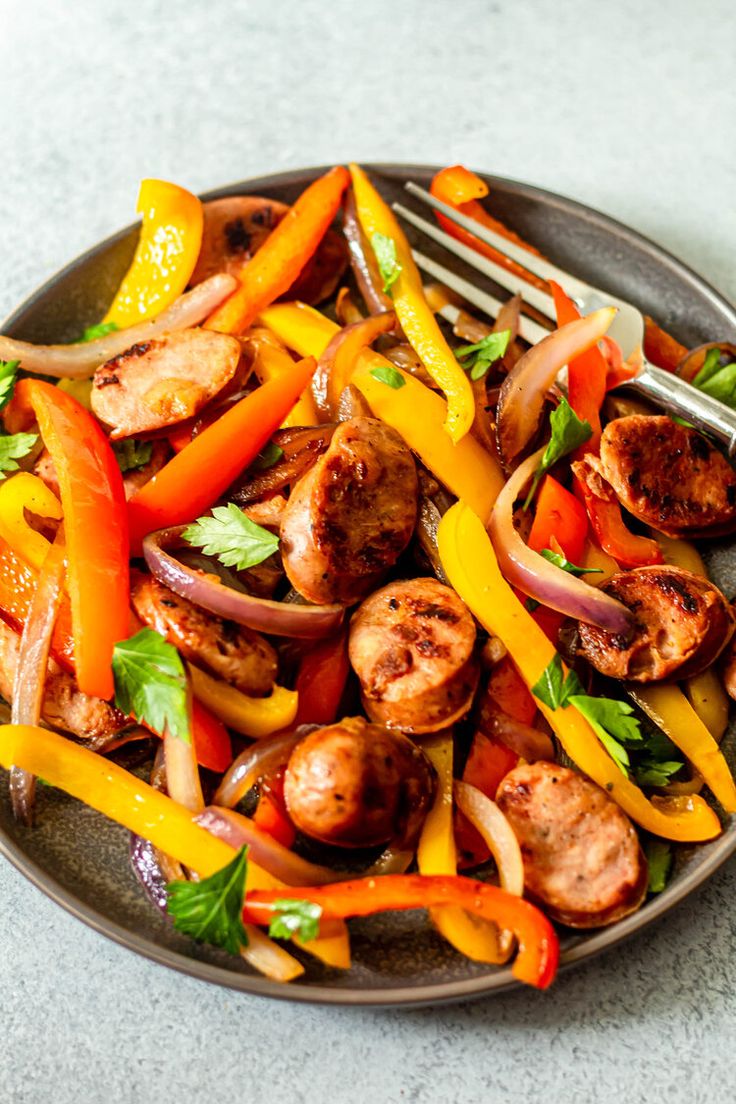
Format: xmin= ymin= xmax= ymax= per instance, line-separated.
xmin=213 ymin=727 xmax=313 ymax=809
xmin=231 ymin=425 xmax=334 ymax=507
xmin=314 ymin=311 xmax=396 ymax=419
xmin=130 ymin=834 xmax=170 ymax=913
xmin=197 ymin=805 xmax=336 ymax=885
xmin=343 ymin=189 xmax=393 ymax=316
xmin=454 ymin=780 xmax=524 ymax=896
xmin=479 ymin=708 xmax=555 ymax=762
xmin=164 ymin=722 xmax=204 ymax=813
xmin=143 ymin=527 xmax=345 ymax=638
xmin=488 ymin=447 xmax=634 ymax=634
xmin=0 ymin=273 xmax=238 ymax=379
xmin=10 ymin=527 xmax=67 ymax=823
xmin=496 ymin=309 xmax=615 ymax=466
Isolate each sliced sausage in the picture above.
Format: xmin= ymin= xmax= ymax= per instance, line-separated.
xmin=592 ymin=415 xmax=736 ymax=537
xmin=349 ymin=578 xmax=479 ymax=733
xmin=0 ymin=620 xmax=127 ymax=748
xmin=91 ymin=329 xmax=242 ymax=439
xmin=496 ymin=761 xmax=647 ymax=927
xmin=577 ymin=565 xmax=733 ymax=682
xmin=190 ymin=195 xmax=347 ymax=305
xmin=283 ymin=716 xmax=436 ymax=848
xmin=280 ymin=417 xmax=418 ymax=605
xmin=131 ymin=574 xmax=277 ymax=696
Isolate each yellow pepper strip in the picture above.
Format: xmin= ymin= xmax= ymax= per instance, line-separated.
xmin=437 ymin=502 xmax=722 ymax=842
xmin=349 ymin=163 xmax=475 ymax=444
xmin=628 ymin=685 xmax=736 ymax=812
xmin=56 ymin=378 xmax=93 ymax=410
xmin=580 ymin=538 xmax=619 ymax=585
xmin=103 ymin=179 xmax=203 ymax=327
xmin=259 ymin=302 xmax=504 ymax=522
xmin=417 ymin=733 xmax=510 ymax=964
xmin=0 ymin=723 xmax=349 ymax=970
xmin=653 ymin=532 xmax=731 ymax=742
xmin=247 ymin=328 xmax=319 ymax=428
xmin=188 ymin=664 xmax=298 ymax=739
xmin=0 ymin=472 xmax=63 ymax=572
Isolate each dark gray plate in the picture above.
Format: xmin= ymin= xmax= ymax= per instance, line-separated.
xmin=1 ymin=164 xmax=736 ymax=1007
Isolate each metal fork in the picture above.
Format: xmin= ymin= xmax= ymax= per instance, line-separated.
xmin=393 ymin=183 xmax=736 ymax=456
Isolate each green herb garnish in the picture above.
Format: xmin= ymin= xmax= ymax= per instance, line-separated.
xmin=112 ymin=628 xmax=190 ymax=742
xmin=0 ymin=359 xmax=20 ymax=411
xmin=78 ymin=321 xmax=119 ymax=343
xmin=539 ymin=548 xmax=603 ymax=577
xmin=167 ymin=846 xmax=249 ymax=954
xmin=112 ymin=439 xmax=153 ymax=473
xmin=371 ymin=232 xmax=401 ymax=296
xmin=644 ymin=838 xmax=673 ymax=894
xmin=370 ymin=364 xmax=406 ymax=390
xmin=524 ymin=397 xmax=592 ymax=509
xmin=455 ymin=330 xmax=511 ymax=381
xmin=251 ymin=440 xmax=284 ymax=471
xmin=183 ymin=502 xmax=279 ymax=571
xmin=268 ymin=899 xmax=323 ymax=943
xmin=0 ymin=432 xmax=38 ymax=479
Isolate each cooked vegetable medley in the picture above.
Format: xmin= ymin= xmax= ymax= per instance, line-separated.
xmin=2 ymin=164 xmax=736 ymax=992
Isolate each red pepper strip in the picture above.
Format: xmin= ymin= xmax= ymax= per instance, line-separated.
xmin=642 ymin=317 xmax=687 ymax=373
xmin=243 ymin=874 xmax=559 ymax=989
xmin=294 ymin=629 xmax=350 ymax=725
xmin=254 ymin=781 xmax=296 ymax=849
xmin=14 ymin=380 xmax=129 ymax=699
xmin=128 ymin=358 xmax=317 ymax=551
xmin=191 ymin=698 xmax=232 ymax=774
xmin=527 ymin=475 xmax=588 ymax=563
xmin=574 ymin=471 xmax=663 ymax=568
xmin=204 ymin=167 xmax=350 ymax=335
xmin=486 ymin=655 xmax=537 ymax=726
xmin=549 ymin=281 xmax=607 ymax=454
xmin=455 ymin=730 xmax=521 ymax=868
xmin=0 ymin=536 xmax=75 ymax=670
xmin=430 ymin=167 xmax=548 ymax=293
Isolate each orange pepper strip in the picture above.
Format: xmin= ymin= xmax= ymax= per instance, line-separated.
xmin=14 ymin=380 xmax=129 ymax=700
xmin=128 ymin=357 xmax=317 ymax=551
xmin=549 ymin=280 xmax=607 ymax=453
xmin=244 ymin=874 xmax=559 ymax=990
xmin=190 ymin=698 xmax=232 ymax=774
xmin=204 ymin=166 xmax=350 ymax=335
xmin=0 ymin=535 xmax=75 ymax=670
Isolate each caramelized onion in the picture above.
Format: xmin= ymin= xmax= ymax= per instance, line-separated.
xmin=213 ymin=727 xmax=312 ymax=809
xmin=230 ymin=425 xmax=334 ymax=506
xmin=143 ymin=527 xmax=344 ymax=638
xmin=454 ymin=780 xmax=524 ymax=896
xmin=314 ymin=312 xmax=396 ymax=418
xmin=197 ymin=805 xmax=336 ymax=885
xmin=343 ymin=189 xmax=393 ymax=315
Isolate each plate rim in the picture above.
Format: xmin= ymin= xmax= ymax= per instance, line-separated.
xmin=2 ymin=161 xmax=735 ymax=1007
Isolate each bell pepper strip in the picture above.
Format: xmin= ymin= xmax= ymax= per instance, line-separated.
xmin=485 ymin=655 xmax=537 ymax=726
xmin=455 ymin=729 xmax=520 ymax=867
xmin=437 ymin=501 xmax=722 ymax=842
xmin=190 ymin=698 xmax=232 ymax=774
xmin=127 ymin=357 xmax=317 ymax=551
xmin=0 ymin=535 xmax=75 ymax=670
xmin=315 ymin=311 xmax=396 ymax=420
xmin=103 ymin=179 xmax=204 ymax=327
xmin=642 ymin=317 xmax=687 ymax=373
xmin=549 ymin=281 xmax=607 ymax=454
xmin=259 ymin=302 xmax=504 ymax=522
xmin=418 ymin=733 xmax=510 ymax=964
xmin=56 ymin=378 xmax=93 ymax=410
xmin=430 ymin=166 xmax=548 ymax=293
xmin=294 ymin=630 xmax=350 ymax=725
xmin=573 ymin=460 xmax=663 ymax=568
xmin=579 ymin=538 xmax=620 ymax=585
xmin=0 ymin=723 xmax=349 ymax=968
xmin=248 ymin=329 xmax=320 ymax=428
xmin=655 ymin=531 xmax=708 ymax=576
xmin=349 ymin=163 xmax=475 ymax=444
xmin=254 ymin=786 xmax=297 ymax=850
xmin=244 ymin=873 xmax=558 ymax=990
xmin=683 ymin=668 xmax=730 ymax=744
xmin=13 ymin=380 xmax=129 ymax=699
xmin=629 ymin=685 xmax=736 ymax=812
xmin=204 ymin=166 xmax=349 ymax=335
xmin=527 ymin=475 xmax=588 ymax=563
xmin=188 ymin=664 xmax=298 ymax=739
xmin=0 ymin=472 xmax=63 ymax=572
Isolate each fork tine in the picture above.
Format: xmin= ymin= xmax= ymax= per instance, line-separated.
xmin=403 ymin=181 xmax=591 ymax=300
xmin=412 ymin=248 xmax=550 ymax=347
xmin=393 ymin=200 xmax=558 ymax=323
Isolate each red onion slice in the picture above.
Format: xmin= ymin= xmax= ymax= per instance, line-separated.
xmin=0 ymin=273 xmax=237 ymax=379
xmin=488 ymin=448 xmax=633 ymax=634
xmin=342 ymin=189 xmax=393 ymax=316
xmin=213 ymin=727 xmax=311 ymax=809
xmin=143 ymin=527 xmax=344 ymax=638
xmin=314 ymin=311 xmax=396 ymax=419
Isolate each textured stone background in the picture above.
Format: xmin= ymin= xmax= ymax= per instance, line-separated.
xmin=1 ymin=0 xmax=735 ymax=1100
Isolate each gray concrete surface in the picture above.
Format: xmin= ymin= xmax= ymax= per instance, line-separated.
xmin=1 ymin=0 xmax=735 ymax=1100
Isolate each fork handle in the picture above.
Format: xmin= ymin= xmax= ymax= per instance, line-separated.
xmin=619 ymin=362 xmax=736 ymax=457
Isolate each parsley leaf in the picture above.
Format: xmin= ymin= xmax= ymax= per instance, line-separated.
xmin=112 ymin=628 xmax=190 ymax=742
xmin=531 ymin=653 xmax=583 ymax=710
xmin=371 ymin=232 xmax=401 ymax=296
xmin=644 ymin=838 xmax=672 ymax=894
xmin=79 ymin=321 xmax=119 ymax=343
xmin=268 ymin=899 xmax=323 ymax=943
xmin=524 ymin=397 xmax=592 ymax=509
xmin=112 ymin=439 xmax=153 ymax=473
xmin=693 ymin=347 xmax=724 ymax=388
xmin=370 ymin=364 xmax=406 ymax=390
xmin=569 ymin=695 xmax=642 ymax=774
xmin=634 ymin=759 xmax=684 ymax=787
xmin=251 ymin=440 xmax=284 ymax=471
xmin=182 ymin=503 xmax=279 ymax=571
xmin=692 ymin=348 xmax=736 ymax=410
xmin=167 ymin=845 xmax=249 ymax=954
xmin=539 ymin=548 xmax=603 ymax=577
xmin=455 ymin=330 xmax=511 ymax=381
xmin=0 ymin=359 xmax=20 ymax=411
xmin=0 ymin=432 xmax=38 ymax=480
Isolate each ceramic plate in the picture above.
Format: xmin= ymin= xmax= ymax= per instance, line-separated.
xmin=2 ymin=164 xmax=736 ymax=1006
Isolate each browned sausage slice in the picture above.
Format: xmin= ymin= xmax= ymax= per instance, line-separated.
xmin=577 ymin=565 xmax=733 ymax=682
xmin=592 ymin=415 xmax=736 ymax=537
xmin=280 ymin=417 xmax=418 ymax=605
xmin=349 ymin=578 xmax=479 ymax=733
xmin=496 ymin=761 xmax=647 ymax=927
xmin=131 ymin=574 xmax=277 ymax=696
xmin=283 ymin=716 xmax=435 ymax=848
xmin=91 ymin=329 xmax=242 ymax=439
